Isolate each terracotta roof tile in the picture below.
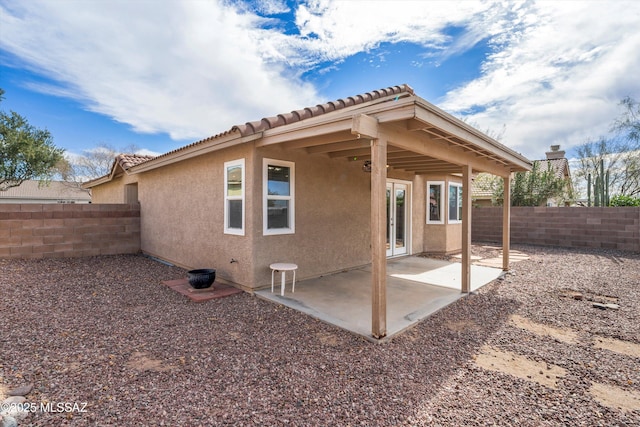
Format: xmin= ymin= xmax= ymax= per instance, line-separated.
xmin=471 ymin=173 xmax=500 ymax=198
xmin=537 ymin=158 xmax=569 ymax=179
xmin=131 ymin=85 xmax=414 ymax=168
xmin=115 ymin=153 xmax=156 ymax=170
xmin=230 ymin=84 xmax=413 ymax=137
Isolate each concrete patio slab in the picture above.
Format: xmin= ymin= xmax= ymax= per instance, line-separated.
xmin=255 ymin=256 xmax=504 ymax=341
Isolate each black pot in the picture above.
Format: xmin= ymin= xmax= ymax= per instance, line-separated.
xmin=187 ymin=269 xmax=216 ymax=289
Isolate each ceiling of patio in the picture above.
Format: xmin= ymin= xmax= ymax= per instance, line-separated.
xmin=280 ymin=119 xmax=514 ymax=176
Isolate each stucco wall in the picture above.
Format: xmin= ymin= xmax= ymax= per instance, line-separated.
xmin=137 ymin=144 xmax=256 ymax=287
xmin=252 ymin=146 xmax=372 ymax=287
xmin=91 ymin=173 xmax=139 ymax=204
xmin=85 ymin=144 xmax=474 ymax=289
xmin=421 ymin=175 xmax=463 ymax=254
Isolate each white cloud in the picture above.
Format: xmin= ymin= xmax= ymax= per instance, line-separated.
xmin=0 ymin=0 xmax=318 ymax=141
xmin=439 ymin=1 xmax=640 ymax=158
xmin=253 ymin=0 xmax=290 ymax=15
xmin=1 ymin=0 xmax=638 ymax=163
xmin=279 ymin=0 xmax=493 ymax=63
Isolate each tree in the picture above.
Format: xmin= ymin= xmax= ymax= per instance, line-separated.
xmin=58 ymin=143 xmax=140 ymax=190
xmin=0 ymin=89 xmax=65 ymax=191
xmin=612 ymin=96 xmax=640 ymax=144
xmin=573 ymin=97 xmax=640 ymax=200
xmin=493 ymin=161 xmax=568 ymax=206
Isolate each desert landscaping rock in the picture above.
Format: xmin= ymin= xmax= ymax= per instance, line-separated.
xmin=0 ymin=416 xmax=17 ymax=427
xmin=1 ymin=246 xmax=639 ymax=426
xmin=6 ymin=384 xmax=32 ymax=397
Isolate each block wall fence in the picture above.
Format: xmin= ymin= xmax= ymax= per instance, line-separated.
xmin=0 ymin=204 xmax=140 ymax=259
xmin=472 ymin=207 xmax=640 ymax=253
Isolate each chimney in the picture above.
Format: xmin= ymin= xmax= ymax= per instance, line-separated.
xmin=546 ymin=145 xmax=565 ymax=160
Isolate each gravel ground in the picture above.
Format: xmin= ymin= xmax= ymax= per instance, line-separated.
xmin=1 ymin=245 xmax=639 ymax=426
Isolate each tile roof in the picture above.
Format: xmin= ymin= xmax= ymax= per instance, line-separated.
xmin=232 ymin=84 xmax=414 ymax=137
xmin=471 ymin=173 xmax=500 ymax=198
xmin=151 ymin=84 xmax=414 ymax=162
xmin=114 ymin=153 xmax=156 ymax=170
xmin=537 ymin=158 xmax=569 ymax=180
xmin=0 ymin=180 xmax=91 ymax=202
xmin=472 ymin=157 xmax=571 ymax=200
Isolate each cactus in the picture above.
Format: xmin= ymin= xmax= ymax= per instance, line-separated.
xmin=591 ymin=159 xmax=610 ymax=207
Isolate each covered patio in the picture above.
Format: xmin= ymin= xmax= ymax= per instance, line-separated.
xmin=244 ymin=85 xmax=532 ymax=339
xmin=255 ymin=255 xmax=504 ymax=341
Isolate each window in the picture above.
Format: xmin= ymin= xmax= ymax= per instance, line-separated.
xmin=426 ymin=181 xmax=444 ymax=224
xmin=448 ymin=183 xmax=463 ymax=223
xmin=224 ymin=159 xmax=245 ymax=235
xmin=263 ymin=158 xmax=295 ymax=235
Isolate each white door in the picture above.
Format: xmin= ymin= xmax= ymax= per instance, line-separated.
xmin=386 ymin=181 xmax=410 ymax=257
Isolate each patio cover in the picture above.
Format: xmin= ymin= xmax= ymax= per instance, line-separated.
xmin=100 ymin=84 xmax=532 ymax=339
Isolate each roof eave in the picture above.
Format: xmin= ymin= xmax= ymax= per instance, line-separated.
xmin=130 ymin=130 xmax=260 ymax=174
xmin=412 ymin=98 xmax=532 ymax=172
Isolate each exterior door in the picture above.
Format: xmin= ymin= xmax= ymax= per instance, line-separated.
xmin=386 ymin=181 xmax=410 ymax=257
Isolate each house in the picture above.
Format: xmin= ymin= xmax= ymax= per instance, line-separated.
xmin=540 ymin=145 xmax=573 ymax=206
xmin=84 ymin=84 xmax=531 ymax=338
xmin=471 ymin=144 xmax=572 ymax=207
xmin=0 ymin=180 xmax=91 ymax=204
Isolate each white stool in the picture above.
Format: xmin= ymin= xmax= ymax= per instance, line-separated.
xmin=270 ymin=263 xmax=298 ymax=296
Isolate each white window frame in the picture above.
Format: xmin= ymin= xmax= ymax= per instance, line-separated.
xmin=426 ymin=181 xmax=445 ymax=224
xmin=263 ymin=158 xmax=295 ymax=235
xmin=224 ymin=159 xmax=245 ymax=235
xmin=448 ymin=182 xmax=463 ymax=224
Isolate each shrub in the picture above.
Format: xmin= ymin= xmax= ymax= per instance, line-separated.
xmin=609 ymin=195 xmax=640 ymax=206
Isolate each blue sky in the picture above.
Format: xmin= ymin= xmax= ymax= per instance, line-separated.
xmin=1 ymin=0 xmax=639 ymax=163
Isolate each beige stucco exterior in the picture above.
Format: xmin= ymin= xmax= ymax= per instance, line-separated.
xmin=91 ymin=171 xmax=139 ymax=203
xmin=92 ymin=144 xmax=468 ymax=289
xmin=86 ymin=84 xmax=531 ymax=339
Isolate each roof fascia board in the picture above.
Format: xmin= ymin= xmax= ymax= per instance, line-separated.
xmin=82 ymin=175 xmax=112 ymax=189
xmin=413 ymin=98 xmax=531 ymax=170
xmin=131 ymin=132 xmax=260 ymax=174
xmin=257 ymin=95 xmax=416 ymax=147
xmin=381 ymin=124 xmax=515 ymax=177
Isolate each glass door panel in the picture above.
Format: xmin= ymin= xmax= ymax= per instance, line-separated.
xmin=386 ymin=181 xmax=409 ymax=257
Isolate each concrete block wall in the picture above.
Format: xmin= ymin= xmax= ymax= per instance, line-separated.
xmin=0 ymin=204 xmax=140 ymax=259
xmin=472 ymin=207 xmax=640 ymax=252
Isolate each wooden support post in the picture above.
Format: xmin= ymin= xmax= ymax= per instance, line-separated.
xmin=371 ymin=136 xmax=387 ymax=339
xmin=461 ymin=165 xmax=472 ymax=293
xmin=502 ymin=174 xmax=511 ymax=271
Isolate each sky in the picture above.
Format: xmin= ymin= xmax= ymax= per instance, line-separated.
xmin=1 ymin=0 xmax=639 ymax=163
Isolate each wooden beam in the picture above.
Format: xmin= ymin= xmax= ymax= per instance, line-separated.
xmin=281 ymin=130 xmax=356 ymax=150
xmin=388 ymin=158 xmax=445 ymax=166
xmin=352 ymin=114 xmax=379 ymax=139
xmin=371 ymin=135 xmax=387 ymax=339
xmin=502 ymin=175 xmax=511 ymax=271
xmin=306 ymin=139 xmax=369 ymax=154
xmin=347 ymin=149 xmax=429 ymax=162
xmin=413 ymin=100 xmax=531 ymax=172
xmin=461 ymin=164 xmax=472 ymax=293
xmin=329 ymin=146 xmax=404 ymax=159
xmin=381 ymin=123 xmax=513 ymax=177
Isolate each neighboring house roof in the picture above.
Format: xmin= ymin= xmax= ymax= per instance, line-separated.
xmin=471 ymin=173 xmax=499 ymax=199
xmin=83 ymin=153 xmax=155 ymax=188
xmin=537 ymin=158 xmax=571 ymax=180
xmin=0 ymin=180 xmax=91 ymax=203
xmin=85 ymin=84 xmax=532 ymax=188
xmin=471 ymin=145 xmax=573 ymax=202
